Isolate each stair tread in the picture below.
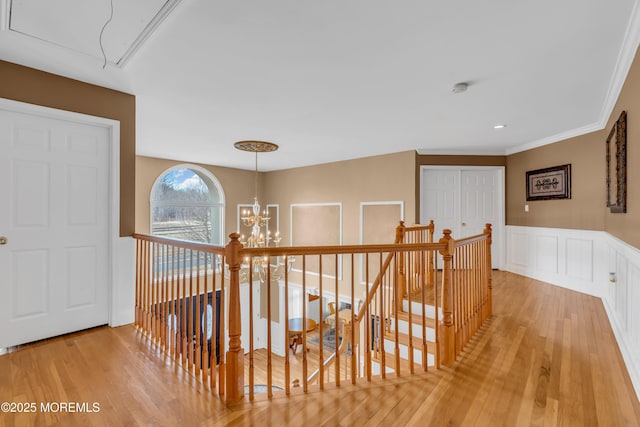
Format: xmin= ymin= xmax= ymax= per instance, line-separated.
xmin=395 ymin=311 xmax=436 ymax=328
xmin=384 ymin=329 xmax=436 ymax=349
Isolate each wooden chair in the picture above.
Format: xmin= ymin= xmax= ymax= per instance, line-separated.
xmin=324 ymin=302 xmax=336 ymax=330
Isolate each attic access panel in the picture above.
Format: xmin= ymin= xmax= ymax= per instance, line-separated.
xmin=8 ymin=0 xmax=181 ymax=66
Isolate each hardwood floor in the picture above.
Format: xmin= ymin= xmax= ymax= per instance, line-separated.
xmin=1 ymin=271 xmax=639 ymax=426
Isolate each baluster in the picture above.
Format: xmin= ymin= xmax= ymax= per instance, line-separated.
xmin=421 ymin=248 xmax=428 ymax=372
xmin=163 ymin=244 xmax=168 ymax=352
xmin=219 ymin=255 xmax=226 ymax=397
xmin=284 ymin=256 xmax=290 ymax=394
xmin=187 ymin=249 xmax=193 ymax=372
xmin=210 ymin=253 xmax=218 ymax=394
xmin=181 ymin=248 xmax=187 ymax=365
xmin=319 ymin=255 xmax=325 ymax=390
xmin=267 ymin=259 xmax=273 ymax=398
xmin=407 ymin=249 xmax=415 ymax=374
xmin=196 ymin=251 xmax=202 ymax=375
xmin=334 ymin=254 xmax=340 ymax=386
xmin=393 ymin=251 xmax=400 ymax=376
xmin=172 ymin=246 xmax=178 ymax=361
xmin=379 ymin=251 xmax=386 ymax=378
xmin=302 ymin=255 xmax=308 ymax=392
xmin=365 ymin=253 xmax=371 ymax=381
xmin=202 ymin=252 xmax=209 ymax=386
xmin=248 ymin=259 xmax=254 ymax=401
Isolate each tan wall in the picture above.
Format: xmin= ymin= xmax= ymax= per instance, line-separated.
xmin=415 ymin=154 xmax=507 ymax=222
xmin=603 ymin=51 xmax=640 ymax=246
xmin=264 ymin=150 xmax=416 ymax=246
xmin=506 ymin=48 xmax=640 ymax=248
xmin=138 ymin=151 xmax=415 ymax=303
xmin=506 ymin=133 xmax=604 ymax=230
xmin=262 ymin=151 xmax=415 ymax=297
xmin=0 ymin=60 xmax=136 ymax=236
xmin=135 ymin=156 xmax=256 ymax=238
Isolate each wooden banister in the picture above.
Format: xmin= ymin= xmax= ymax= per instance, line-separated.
xmin=132 ymin=219 xmax=493 ymax=404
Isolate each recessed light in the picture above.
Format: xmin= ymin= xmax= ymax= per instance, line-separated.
xmin=493 ymin=124 xmax=506 ymax=129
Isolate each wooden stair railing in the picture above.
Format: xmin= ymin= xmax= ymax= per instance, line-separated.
xmin=132 ymin=220 xmax=492 ymax=404
xmin=308 ymin=220 xmax=437 ymax=384
xmin=308 ymin=220 xmax=437 ymax=385
xmin=132 ymin=233 xmax=227 ymax=398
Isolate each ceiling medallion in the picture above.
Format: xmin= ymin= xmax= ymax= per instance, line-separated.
xmin=233 ymin=140 xmax=279 ymax=153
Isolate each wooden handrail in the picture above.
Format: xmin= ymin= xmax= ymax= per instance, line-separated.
xmin=453 ymin=233 xmax=489 ymax=247
xmin=132 ymin=232 xmax=226 ymax=254
xmin=238 ymin=242 xmax=446 ymax=257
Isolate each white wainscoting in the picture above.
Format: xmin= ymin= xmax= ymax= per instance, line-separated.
xmin=506 ymin=226 xmax=640 ymax=399
xmin=111 ymin=236 xmax=136 ymax=327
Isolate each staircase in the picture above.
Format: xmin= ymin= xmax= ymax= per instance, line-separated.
xmin=364 ymin=288 xmax=436 ymax=380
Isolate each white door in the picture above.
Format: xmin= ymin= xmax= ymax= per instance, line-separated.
xmin=421 ymin=168 xmax=503 ymax=268
xmin=421 ymin=169 xmax=460 ymax=236
xmin=0 ymin=109 xmax=110 ymax=348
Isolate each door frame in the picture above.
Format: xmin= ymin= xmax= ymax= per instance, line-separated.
xmin=419 ymin=165 xmax=505 ymax=269
xmin=0 ymin=97 xmax=122 ymax=327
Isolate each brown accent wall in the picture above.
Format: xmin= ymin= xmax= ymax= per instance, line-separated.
xmin=135 ymin=156 xmax=255 ymax=238
xmin=0 ymin=60 xmax=136 ymax=236
xmin=506 ymin=48 xmax=640 ymax=248
xmin=415 ymin=154 xmax=507 ymax=224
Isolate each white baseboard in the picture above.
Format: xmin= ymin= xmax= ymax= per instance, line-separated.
xmin=506 ymin=226 xmax=640 ymax=400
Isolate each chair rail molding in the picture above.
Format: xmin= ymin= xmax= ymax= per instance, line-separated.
xmin=506 ymin=225 xmax=640 ymax=400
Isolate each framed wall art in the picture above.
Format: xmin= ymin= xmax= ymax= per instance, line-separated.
xmin=526 ymin=164 xmax=571 ymax=201
xmin=606 ymin=110 xmax=627 ymax=213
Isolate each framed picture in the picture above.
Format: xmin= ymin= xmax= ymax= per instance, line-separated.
xmin=606 ymin=110 xmax=627 ymax=213
xmin=526 ymin=164 xmax=571 ymax=201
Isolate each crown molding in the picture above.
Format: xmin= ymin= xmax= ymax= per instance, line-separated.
xmin=597 ymin=0 xmax=640 ymax=126
xmin=504 ymin=122 xmax=603 ymax=155
xmin=415 ymin=148 xmax=507 ymax=156
xmin=506 ymin=0 xmax=640 ymax=156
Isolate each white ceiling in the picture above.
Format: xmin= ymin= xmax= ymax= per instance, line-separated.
xmin=1 ymin=0 xmax=639 ymax=171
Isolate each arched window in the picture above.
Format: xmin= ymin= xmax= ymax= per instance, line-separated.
xmin=150 ymin=165 xmax=225 ymax=245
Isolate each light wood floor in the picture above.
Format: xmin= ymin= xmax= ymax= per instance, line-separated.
xmin=1 ymin=271 xmax=639 ymax=426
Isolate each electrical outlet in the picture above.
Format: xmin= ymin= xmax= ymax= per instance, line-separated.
xmin=524 ymin=204 xmax=529 ymax=212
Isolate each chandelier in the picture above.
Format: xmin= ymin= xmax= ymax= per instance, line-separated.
xmin=234 ymin=140 xmax=292 ymax=282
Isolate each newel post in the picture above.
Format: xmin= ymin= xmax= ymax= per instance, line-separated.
xmin=225 ymin=233 xmax=244 ymax=402
xmin=395 ymin=221 xmax=407 ymax=305
xmin=439 ymin=229 xmax=456 ymax=365
xmin=484 ymin=224 xmax=493 ymax=318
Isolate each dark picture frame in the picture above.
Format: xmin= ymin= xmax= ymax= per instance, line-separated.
xmin=526 ymin=164 xmax=571 ymax=201
xmin=606 ymin=110 xmax=627 ymax=213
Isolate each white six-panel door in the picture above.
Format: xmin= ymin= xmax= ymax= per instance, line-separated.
xmin=0 ymin=109 xmax=110 ymax=348
xmin=421 ymin=167 xmax=504 ymax=269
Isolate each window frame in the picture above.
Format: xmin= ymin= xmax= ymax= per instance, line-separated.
xmin=149 ymin=164 xmax=226 ymax=245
